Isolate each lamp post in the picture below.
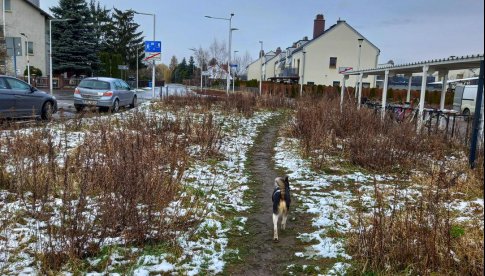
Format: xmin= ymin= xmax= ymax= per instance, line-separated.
xmin=232 ymin=50 xmax=238 ymax=93
xmin=259 ymin=40 xmax=263 ymax=95
xmin=300 ymin=51 xmax=306 ymax=97
xmin=205 ymin=13 xmax=234 ymax=96
xmin=19 ymin=33 xmax=30 ymax=85
xmin=356 ymin=38 xmax=364 ymax=104
xmin=134 ymin=11 xmax=156 ymax=98
xmin=49 ymin=18 xmax=73 ymax=95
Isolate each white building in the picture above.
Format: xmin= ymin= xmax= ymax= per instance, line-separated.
xmin=247 ymin=14 xmax=380 ymax=87
xmin=1 ymin=0 xmax=50 ymax=78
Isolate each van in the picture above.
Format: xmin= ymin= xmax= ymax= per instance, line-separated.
xmin=453 ymin=85 xmax=483 ymax=116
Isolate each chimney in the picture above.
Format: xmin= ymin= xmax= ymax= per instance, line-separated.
xmin=313 ymin=14 xmax=325 ymax=39
xmin=275 ymin=47 xmax=282 ymax=55
xmin=259 ymin=49 xmax=265 ymax=58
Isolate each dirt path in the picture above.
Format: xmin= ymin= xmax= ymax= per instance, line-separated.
xmin=226 ymin=117 xmax=310 ymax=275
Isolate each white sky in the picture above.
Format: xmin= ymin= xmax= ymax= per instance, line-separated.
xmin=40 ymin=0 xmax=485 ymax=66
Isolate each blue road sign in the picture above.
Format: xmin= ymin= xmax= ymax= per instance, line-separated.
xmin=230 ymin=64 xmax=238 ymax=68
xmin=145 ymin=41 xmax=162 ymax=53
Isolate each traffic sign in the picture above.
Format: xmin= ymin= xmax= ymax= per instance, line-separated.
xmin=118 ymin=65 xmax=129 ymax=70
xmin=230 ymin=64 xmax=238 ymax=68
xmin=144 ymin=41 xmax=161 ymax=53
xmin=339 ymin=66 xmax=353 ymax=74
xmin=144 ymin=52 xmax=161 ymax=62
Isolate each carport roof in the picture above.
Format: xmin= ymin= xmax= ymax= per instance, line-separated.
xmin=344 ymin=54 xmax=484 ymax=76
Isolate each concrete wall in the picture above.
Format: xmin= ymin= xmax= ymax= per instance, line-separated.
xmin=1 ymin=0 xmax=48 ymax=77
xmin=299 ymin=22 xmax=379 ymax=87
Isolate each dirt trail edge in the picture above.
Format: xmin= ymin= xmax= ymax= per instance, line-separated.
xmin=225 ymin=115 xmax=310 ymax=276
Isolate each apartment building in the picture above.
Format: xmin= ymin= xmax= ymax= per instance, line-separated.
xmin=1 ymin=0 xmax=50 ymax=77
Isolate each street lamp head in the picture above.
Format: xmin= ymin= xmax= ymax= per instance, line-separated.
xmin=230 ymin=13 xmax=234 ymax=17
xmin=189 ymin=48 xmax=197 ymax=52
xmin=204 ymin=15 xmax=212 ymax=18
xmin=231 ymin=28 xmax=239 ymax=31
xmin=358 ymin=38 xmax=364 ymax=46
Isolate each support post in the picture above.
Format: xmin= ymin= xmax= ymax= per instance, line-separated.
xmin=406 ymin=75 xmax=412 ymax=103
xmin=439 ymin=72 xmax=449 ymax=110
xmin=381 ymin=70 xmax=390 ymax=120
xmin=357 ymin=72 xmax=363 ymax=109
xmin=340 ymin=75 xmax=348 ymax=112
xmin=469 ymin=59 xmax=484 ymax=168
xmin=417 ymin=65 xmax=429 ymax=132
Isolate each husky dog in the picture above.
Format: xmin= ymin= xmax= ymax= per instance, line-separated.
xmin=272 ymin=176 xmax=291 ymax=242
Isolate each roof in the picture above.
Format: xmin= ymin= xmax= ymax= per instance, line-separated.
xmin=344 ymin=54 xmax=484 ymax=76
xmin=23 ymin=0 xmax=52 ymax=19
xmin=291 ymin=20 xmax=380 ymax=55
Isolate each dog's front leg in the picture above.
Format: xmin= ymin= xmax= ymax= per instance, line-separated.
xmin=272 ymin=213 xmax=279 ymax=241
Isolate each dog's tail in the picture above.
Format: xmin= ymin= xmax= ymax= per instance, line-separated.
xmin=275 ymin=176 xmax=287 ymax=200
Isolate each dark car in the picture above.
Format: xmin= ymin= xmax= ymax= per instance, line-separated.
xmin=74 ymin=77 xmax=137 ymax=112
xmin=0 ymin=75 xmax=57 ymax=120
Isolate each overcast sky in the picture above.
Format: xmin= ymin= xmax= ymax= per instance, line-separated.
xmin=40 ymin=0 xmax=484 ymax=66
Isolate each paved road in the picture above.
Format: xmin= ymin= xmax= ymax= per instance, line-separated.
xmin=51 ymin=84 xmax=192 ymax=120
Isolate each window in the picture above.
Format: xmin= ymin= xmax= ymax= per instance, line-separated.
xmin=5 ymin=0 xmax=11 ymax=11
xmin=79 ymin=79 xmax=110 ymax=90
xmin=25 ymin=41 xmax=33 ymax=55
xmin=5 ymin=78 xmax=30 ymax=90
xmin=333 ymin=81 xmax=340 ymax=87
xmin=0 ymin=78 xmax=8 ymax=89
xmin=329 ymin=57 xmax=337 ymax=68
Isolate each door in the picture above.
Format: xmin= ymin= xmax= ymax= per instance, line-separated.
xmin=114 ymin=80 xmax=130 ymax=105
xmin=120 ymin=80 xmax=133 ymax=105
xmin=0 ymin=77 xmax=17 ymax=118
xmin=4 ymin=77 xmax=39 ymax=117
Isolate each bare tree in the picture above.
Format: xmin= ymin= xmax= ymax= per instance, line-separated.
xmin=208 ymin=38 xmax=227 ymax=67
xmin=233 ymin=50 xmax=253 ymax=77
xmin=192 ymin=46 xmax=210 ymax=71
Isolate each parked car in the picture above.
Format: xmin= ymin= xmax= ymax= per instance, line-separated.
xmin=0 ymin=75 xmax=57 ymax=120
xmin=453 ymin=84 xmax=483 ymax=117
xmin=74 ymin=77 xmax=137 ymax=112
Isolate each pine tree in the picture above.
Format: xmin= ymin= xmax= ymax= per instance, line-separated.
xmin=105 ymin=8 xmax=144 ymax=71
xmin=50 ymin=0 xmax=99 ymax=76
xmin=89 ymin=0 xmax=111 ymax=51
xmin=188 ymin=56 xmax=195 ymax=79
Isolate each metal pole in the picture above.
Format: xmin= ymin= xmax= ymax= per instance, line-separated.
xmin=417 ymin=65 xmax=429 ymax=132
xmin=226 ymin=16 xmax=232 ymax=96
xmin=49 ymin=20 xmax=53 ymax=94
xmin=259 ymin=41 xmax=263 ymax=96
xmin=21 ymin=34 xmax=31 ymax=85
xmin=357 ymin=73 xmax=363 ymax=109
xmin=136 ymin=47 xmax=139 ymax=90
xmin=152 ymin=14 xmax=156 ymax=98
xmin=13 ymin=40 xmax=17 ymax=78
xmin=232 ymin=50 xmax=237 ymax=93
xmin=469 ymin=59 xmax=484 ymax=168
xmin=439 ymin=72 xmax=449 ymax=110
xmin=340 ymin=75 xmax=347 ymax=112
xmin=406 ymin=75 xmax=412 ymax=103
xmin=381 ymin=70 xmax=390 ymax=120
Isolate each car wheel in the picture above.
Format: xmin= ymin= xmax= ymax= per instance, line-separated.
xmin=41 ymin=101 xmax=54 ymax=120
xmin=110 ymin=99 xmax=120 ymax=113
xmin=74 ymin=104 xmax=84 ymax=112
xmin=129 ymin=96 xmax=137 ymax=108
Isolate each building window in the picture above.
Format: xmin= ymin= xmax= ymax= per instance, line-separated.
xmin=25 ymin=41 xmax=33 ymax=55
xmin=329 ymin=57 xmax=337 ymax=68
xmin=5 ymin=0 xmax=11 ymax=11
xmin=333 ymin=81 xmax=340 ymax=87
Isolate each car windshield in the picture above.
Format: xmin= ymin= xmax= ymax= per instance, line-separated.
xmin=79 ymin=80 xmax=110 ymax=90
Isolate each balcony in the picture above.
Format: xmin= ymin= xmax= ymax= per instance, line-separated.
xmin=278 ymin=68 xmax=298 ymax=77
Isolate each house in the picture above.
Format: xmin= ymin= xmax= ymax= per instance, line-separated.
xmin=207 ymin=64 xmax=232 ymax=81
xmin=247 ymin=14 xmax=380 ymax=87
xmin=0 ymin=0 xmax=50 ymax=78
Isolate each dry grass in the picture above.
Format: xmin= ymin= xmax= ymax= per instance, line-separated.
xmin=289 ymin=96 xmax=483 ymax=275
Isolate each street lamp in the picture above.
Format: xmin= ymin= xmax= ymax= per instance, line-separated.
xmin=205 ymin=13 xmax=234 ymax=96
xmin=49 ymin=18 xmax=73 ymax=95
xmin=20 ymin=33 xmax=30 ymax=85
xmin=356 ymin=38 xmax=364 ymax=106
xmin=232 ymin=50 xmax=238 ymax=93
xmin=189 ymin=47 xmax=203 ymax=92
xmin=259 ymin=40 xmax=263 ymax=95
xmin=134 ymin=10 xmax=156 ymax=98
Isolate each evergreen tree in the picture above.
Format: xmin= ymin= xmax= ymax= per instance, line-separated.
xmin=188 ymin=56 xmax=195 ymax=79
xmin=169 ymin=56 xmax=178 ymax=72
xmin=89 ymin=0 xmax=111 ymax=51
xmin=50 ymin=0 xmax=99 ymax=76
xmin=105 ymin=8 xmax=144 ymax=71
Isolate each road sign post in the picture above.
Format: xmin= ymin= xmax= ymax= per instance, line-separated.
xmin=144 ymin=41 xmax=162 ymax=98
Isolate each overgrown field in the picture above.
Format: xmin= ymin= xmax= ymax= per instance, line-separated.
xmin=0 ymin=92 xmax=482 ymax=275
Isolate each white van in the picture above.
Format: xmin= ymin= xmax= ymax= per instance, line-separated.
xmin=453 ymin=85 xmax=483 ymax=116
